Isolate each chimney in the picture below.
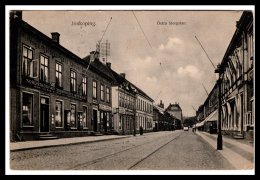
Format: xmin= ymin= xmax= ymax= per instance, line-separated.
xmin=94 ymin=51 xmax=100 ymax=60
xmin=106 ymin=62 xmax=111 ymax=69
xmin=120 ymin=73 xmax=126 ymax=79
xmin=159 ymin=100 xmax=164 ymax=109
xmin=11 ymin=10 xmax=22 ymax=19
xmin=90 ymin=51 xmax=95 ymax=62
xmin=51 ymin=32 xmax=60 ymax=44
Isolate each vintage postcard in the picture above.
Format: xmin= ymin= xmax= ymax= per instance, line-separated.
xmin=6 ymin=6 xmax=255 ymax=175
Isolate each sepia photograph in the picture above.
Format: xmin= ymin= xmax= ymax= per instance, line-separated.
xmin=6 ymin=5 xmax=255 ymax=175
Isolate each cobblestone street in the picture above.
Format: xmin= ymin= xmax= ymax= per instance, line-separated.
xmin=10 ymin=131 xmax=234 ymax=170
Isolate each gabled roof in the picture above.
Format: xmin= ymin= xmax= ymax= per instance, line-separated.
xmin=110 ymin=70 xmax=136 ymax=94
xmin=110 ymin=69 xmax=154 ymax=102
xmin=153 ymin=105 xmax=164 ymax=114
xmin=83 ymin=55 xmax=116 ymax=82
xmin=12 ymin=17 xmax=86 ymax=67
xmin=132 ymin=83 xmax=154 ymax=102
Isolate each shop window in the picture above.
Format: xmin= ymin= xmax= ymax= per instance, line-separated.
xmin=71 ymin=104 xmax=76 ymax=128
xmin=40 ymin=55 xmax=49 ymax=82
xmin=22 ymin=45 xmax=38 ymax=78
xmin=83 ymin=107 xmax=88 ymax=128
xmin=55 ymin=101 xmax=63 ymax=127
xmin=22 ymin=93 xmax=33 ymax=126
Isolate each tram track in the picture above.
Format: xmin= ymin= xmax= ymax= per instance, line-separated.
xmin=68 ymin=131 xmax=182 ymax=170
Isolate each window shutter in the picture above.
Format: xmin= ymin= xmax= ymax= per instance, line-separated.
xmin=30 ymin=59 xmax=38 ymax=78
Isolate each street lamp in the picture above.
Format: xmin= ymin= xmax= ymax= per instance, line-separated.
xmin=215 ymin=63 xmax=223 ymax=150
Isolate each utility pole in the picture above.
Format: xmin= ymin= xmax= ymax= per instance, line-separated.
xmin=195 ymin=36 xmax=216 ymax=69
xmin=202 ymin=83 xmax=209 ymax=96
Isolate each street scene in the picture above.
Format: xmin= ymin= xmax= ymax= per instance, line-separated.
xmin=7 ymin=7 xmax=254 ymax=174
xmin=11 ymin=131 xmax=236 ymax=170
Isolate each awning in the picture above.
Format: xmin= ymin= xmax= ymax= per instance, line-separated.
xmin=205 ymin=109 xmax=218 ymax=122
xmin=196 ymin=120 xmax=205 ymax=127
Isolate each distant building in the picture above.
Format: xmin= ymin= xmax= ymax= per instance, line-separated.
xmin=196 ymin=83 xmax=218 ymax=133
xmin=165 ymin=103 xmax=183 ymax=128
xmin=153 ymin=100 xmax=165 ymax=131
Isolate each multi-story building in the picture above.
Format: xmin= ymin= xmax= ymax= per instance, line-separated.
xmin=218 ymin=11 xmax=254 ymax=139
xmin=165 ymin=103 xmax=183 ymax=129
xmin=83 ymin=53 xmax=115 ymax=134
xmin=196 ymin=83 xmax=219 ymax=133
xmin=196 ymin=11 xmax=254 ymax=140
xmin=9 ymin=11 xmax=114 ymax=141
xmin=153 ymin=100 xmax=165 ymax=131
xmin=135 ymin=87 xmax=154 ymax=133
xmin=111 ymin=72 xmax=136 ymax=135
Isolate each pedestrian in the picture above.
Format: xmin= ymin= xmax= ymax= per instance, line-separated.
xmin=140 ymin=126 xmax=143 ymax=135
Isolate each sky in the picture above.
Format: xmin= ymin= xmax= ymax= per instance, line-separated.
xmin=22 ymin=9 xmax=243 ymax=117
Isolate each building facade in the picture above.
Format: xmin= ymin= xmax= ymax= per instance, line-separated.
xmin=10 ymin=12 xmax=113 ymax=141
xmin=83 ymin=53 xmax=115 ymax=134
xmin=135 ymin=88 xmax=154 ymax=133
xmin=165 ymin=103 xmax=183 ymax=129
xmin=196 ymin=83 xmax=219 ymax=133
xmin=195 ymin=11 xmax=254 ymax=140
xmin=219 ymin=11 xmax=254 ymax=139
xmin=111 ymin=72 xmax=136 ymax=135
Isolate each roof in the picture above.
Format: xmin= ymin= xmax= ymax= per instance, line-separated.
xmin=220 ymin=11 xmax=253 ymax=69
xmin=110 ymin=70 xmax=136 ymax=94
xmin=165 ymin=103 xmax=182 ymax=112
xmin=153 ymin=105 xmax=164 ymax=114
xmin=12 ymin=17 xmax=86 ymax=67
xmin=12 ymin=16 xmax=116 ymax=83
xmin=83 ymin=55 xmax=116 ymax=82
xmin=110 ymin=69 xmax=153 ymax=101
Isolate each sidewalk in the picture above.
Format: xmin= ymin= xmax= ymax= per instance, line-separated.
xmin=196 ymin=131 xmax=254 ymax=170
xmin=10 ymin=135 xmax=132 ymax=152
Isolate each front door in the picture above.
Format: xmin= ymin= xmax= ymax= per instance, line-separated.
xmin=93 ymin=109 xmax=97 ymax=132
xmin=40 ymin=98 xmax=49 ymax=132
xmin=103 ymin=112 xmax=107 ymax=132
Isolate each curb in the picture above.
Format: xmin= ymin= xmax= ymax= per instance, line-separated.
xmin=196 ymin=131 xmax=254 ymax=170
xmin=10 ymin=136 xmax=131 ymax=152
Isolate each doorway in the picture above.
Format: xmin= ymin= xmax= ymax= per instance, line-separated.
xmin=40 ymin=97 xmax=49 ymax=132
xmin=93 ymin=109 xmax=98 ymax=132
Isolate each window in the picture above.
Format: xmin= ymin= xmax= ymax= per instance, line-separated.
xmin=119 ymin=116 xmax=122 ymax=129
xmin=55 ymin=101 xmax=63 ymax=127
xmin=70 ymin=104 xmax=76 ymax=128
xmin=248 ymin=32 xmax=253 ymax=68
xmin=101 ymin=84 xmax=105 ymax=101
xmin=22 ymin=45 xmax=38 ymax=78
xmin=83 ymin=107 xmax=88 ymax=128
xmin=55 ymin=63 xmax=62 ymax=87
xmin=82 ymin=76 xmax=87 ymax=96
xmin=22 ymin=93 xmax=33 ymax=126
xmin=106 ymin=87 xmax=110 ymax=103
xmin=119 ymin=93 xmax=123 ymax=107
xmin=93 ymin=80 xmax=97 ymax=99
xmin=40 ymin=55 xmax=49 ymax=82
xmin=70 ymin=70 xmax=77 ymax=92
